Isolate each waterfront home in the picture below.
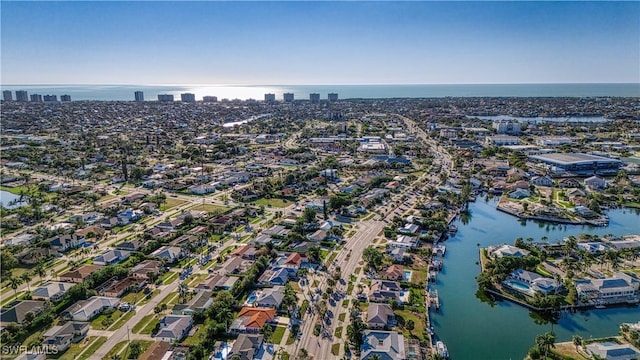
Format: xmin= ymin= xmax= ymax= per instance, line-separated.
xmin=585 ymin=342 xmax=640 ymax=360
xmin=576 ymin=242 xmax=609 ymax=254
xmin=172 ymin=291 xmax=214 ymax=315
xmin=608 ymin=236 xmax=640 ymax=251
xmin=230 ymin=307 xmax=276 ymax=334
xmin=506 ymin=269 xmax=560 ymax=296
xmin=366 ymin=303 xmax=396 ymax=329
xmin=368 ymin=280 xmax=402 ymax=303
xmin=398 ymin=223 xmax=420 ymax=235
xmin=388 ymin=248 xmax=409 ymax=263
xmin=228 ymin=334 xmax=264 ymax=360
xmin=32 ymin=282 xmax=74 ymax=302
xmin=360 ymin=330 xmax=406 ymax=360
xmin=0 ymin=300 xmax=45 ymax=326
xmin=508 ymin=188 xmax=530 ymax=199
xmin=154 ymin=315 xmax=193 ymax=342
xmin=380 ymin=265 xmax=404 ymax=282
xmin=130 ymin=260 xmax=163 ymax=280
xmin=63 ymin=296 xmax=119 ymax=322
xmin=93 ymin=249 xmax=130 ymax=266
xmin=488 ymin=244 xmax=531 ymax=258
xmin=41 ymin=321 xmax=89 ymax=352
xmin=574 ymin=272 xmax=640 ymax=305
xmin=387 ymin=235 xmax=419 ymax=250
xmin=58 ymin=264 xmax=103 ymax=283
xmin=558 ymin=178 xmax=582 ymax=189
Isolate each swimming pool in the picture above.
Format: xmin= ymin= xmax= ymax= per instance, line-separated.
xmin=245 ymin=291 xmax=258 ymax=305
xmin=504 ymin=280 xmax=533 ymax=295
xmin=403 ymin=270 xmax=413 ymax=282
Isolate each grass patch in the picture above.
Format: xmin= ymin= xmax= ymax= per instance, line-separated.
xmin=272 ymin=326 xmax=286 ymax=345
xmin=161 ymin=271 xmax=179 ymax=285
xmin=326 ymin=251 xmax=338 ymax=266
xmin=191 ymin=203 xmax=231 ymax=214
xmin=138 ymin=289 xmax=160 ymax=305
xmin=300 ymin=300 xmax=309 ymax=316
xmin=102 ymin=341 xmax=127 ymax=360
xmin=90 ymin=309 xmax=126 ymax=330
xmin=253 ymin=197 xmax=292 ymax=208
xmin=185 ymin=273 xmax=208 ymax=287
xmin=536 ymin=264 xmax=553 ymax=277
xmin=354 ymin=267 xmax=361 ymax=275
xmin=362 ymin=213 xmax=376 ymax=221
xmin=346 ymin=282 xmax=354 ymax=295
xmin=159 ymin=292 xmax=180 ymax=307
xmin=331 ymin=343 xmax=340 ymax=356
xmin=132 ymin=314 xmax=155 ymax=334
xmin=342 ymin=299 xmax=350 ymax=308
xmin=338 ymin=313 xmax=346 ymax=322
xmin=140 ymin=316 xmax=160 ymax=335
xmin=182 ymin=326 xmax=204 ymax=345
xmin=159 ymin=198 xmax=188 ymax=211
xmin=56 ymin=336 xmax=107 ymax=360
xmin=334 ymin=326 xmax=343 ymax=338
xmin=109 ymin=310 xmax=136 ymax=330
xmin=394 ymin=309 xmax=426 ymax=341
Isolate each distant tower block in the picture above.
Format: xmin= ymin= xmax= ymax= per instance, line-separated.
xmin=2 ymin=90 xmax=12 ymax=101
xmin=135 ymin=91 xmax=144 ymax=102
xmin=15 ymin=90 xmax=28 ymax=102
xmin=181 ymin=93 xmax=196 ymax=103
xmin=283 ymin=93 xmax=294 ymax=102
xmin=61 ymin=95 xmax=71 ymax=102
xmin=158 ymin=94 xmax=174 ymax=102
xmin=30 ymin=94 xmax=43 ymax=102
xmin=264 ymin=93 xmax=276 ymax=102
xmin=328 ymin=93 xmax=338 ymax=102
xmin=43 ymin=95 xmax=58 ymax=102
xmin=203 ymin=96 xmax=218 ymax=103
xmin=309 ymin=93 xmax=320 ymax=103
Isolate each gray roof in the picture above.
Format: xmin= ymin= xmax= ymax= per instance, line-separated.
xmin=229 ymin=334 xmax=264 ymax=360
xmin=0 ymin=300 xmax=45 ymax=324
xmin=360 ymin=330 xmax=406 ymax=360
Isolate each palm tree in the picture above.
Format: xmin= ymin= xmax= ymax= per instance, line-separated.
xmin=20 ymin=272 xmax=32 ymax=292
xmin=35 ymin=264 xmax=47 ymax=282
xmin=572 ymin=335 xmax=583 ymax=351
xmin=535 ymin=332 xmax=556 ymax=359
xmin=9 ymin=276 xmax=23 ymax=296
xmin=261 ymin=324 xmax=273 ymax=344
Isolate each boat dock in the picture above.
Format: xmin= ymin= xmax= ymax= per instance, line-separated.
xmin=427 ymin=289 xmax=440 ymax=310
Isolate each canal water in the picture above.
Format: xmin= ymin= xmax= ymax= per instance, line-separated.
xmin=430 ymin=197 xmax=640 ymax=360
xmin=0 ymin=189 xmax=28 ymax=209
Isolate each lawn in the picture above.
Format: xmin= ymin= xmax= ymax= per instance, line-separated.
xmin=342 ymin=299 xmax=350 ymax=308
xmin=394 ymin=309 xmax=427 ymax=341
xmin=140 ymin=316 xmax=160 ymax=335
xmin=102 ymin=340 xmax=153 ymax=360
xmin=334 ymin=326 xmax=343 ymax=338
xmin=346 ymin=282 xmax=354 ymax=295
xmin=191 ymin=203 xmax=231 ymax=214
xmin=272 ymin=326 xmax=287 ymax=345
xmin=186 ymin=273 xmax=208 ymax=287
xmin=102 ymin=341 xmax=127 ymax=360
xmin=161 ymin=271 xmax=179 ymax=285
xmin=56 ymin=336 xmax=107 ymax=360
xmin=132 ymin=314 xmax=155 ymax=334
xmin=159 ymin=292 xmax=179 ymax=307
xmin=159 ymin=198 xmax=188 ymax=211
xmin=90 ymin=310 xmax=128 ymax=330
xmin=253 ymin=197 xmax=292 ymax=208
xmin=138 ymin=289 xmax=160 ymax=305
xmin=109 ymin=310 xmax=136 ymax=330
xmin=338 ymin=313 xmax=346 ymax=322
xmin=331 ymin=343 xmax=341 ymax=356
xmin=182 ymin=326 xmax=204 ymax=345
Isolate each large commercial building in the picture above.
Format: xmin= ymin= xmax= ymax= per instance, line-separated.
xmin=264 ymin=93 xmax=276 ymax=102
xmin=43 ymin=95 xmax=58 ymax=102
xmin=283 ymin=93 xmax=294 ymax=102
xmin=30 ymin=94 xmax=43 ymax=102
xmin=203 ymin=96 xmax=217 ymax=103
xmin=180 ymin=93 xmax=196 ymax=103
xmin=529 ymin=152 xmax=624 ymax=175
xmin=158 ymin=94 xmax=174 ymax=102
xmin=493 ymin=120 xmax=522 ymax=135
xmin=309 ymin=93 xmax=320 ymax=103
xmin=15 ymin=90 xmax=28 ymax=102
xmin=328 ymin=93 xmax=339 ymax=102
xmin=2 ymin=90 xmax=12 ymax=101
xmin=134 ymin=91 xmax=144 ymax=102
xmin=60 ymin=95 xmax=71 ymax=102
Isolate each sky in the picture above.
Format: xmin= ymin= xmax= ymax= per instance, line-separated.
xmin=1 ymin=1 xmax=639 ymax=85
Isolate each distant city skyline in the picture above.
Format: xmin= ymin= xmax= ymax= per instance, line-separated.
xmin=1 ymin=1 xmax=639 ymax=85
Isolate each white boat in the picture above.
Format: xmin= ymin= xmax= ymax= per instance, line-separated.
xmin=436 ymin=341 xmax=449 ymax=358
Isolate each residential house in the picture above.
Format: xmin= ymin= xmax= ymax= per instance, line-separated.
xmin=368 ymin=280 xmax=402 ymax=303
xmin=41 ymin=321 xmax=89 ymax=352
xmin=131 ymin=260 xmax=163 ymax=280
xmin=360 ymin=330 xmax=406 ymax=360
xmin=189 ymin=183 xmax=216 ymax=195
xmin=366 ymin=303 xmax=396 ymax=329
xmin=280 ymin=252 xmax=307 ymax=273
xmin=488 ymin=244 xmax=531 ymax=258
xmin=558 ymin=178 xmax=582 ymax=189
xmin=530 ymin=175 xmax=554 ymax=187
xmin=380 ymin=265 xmax=404 ymax=282
xmin=388 ymin=248 xmax=408 ymax=264
xmin=307 ymin=229 xmax=328 ymax=242
xmin=154 ymin=315 xmax=193 ymax=343
xmin=574 ymin=272 xmax=640 ymax=305
xmin=151 ymin=246 xmax=184 ymax=263
xmin=228 ymin=334 xmax=264 ymax=360
xmin=585 ymin=175 xmax=606 ymax=191
xmin=195 ymin=274 xmax=239 ymax=291
xmin=117 ymin=239 xmax=142 ymax=252
xmin=254 ymin=286 xmax=285 ymax=309
xmin=232 ymin=245 xmax=259 ymax=260
xmin=508 ymin=189 xmax=530 ymax=199
xmin=17 ymin=248 xmax=57 ymax=265
xmin=585 ymin=342 xmax=640 ymax=360
xmin=139 ymin=341 xmax=171 ymax=360
xmin=507 ymin=269 xmax=560 ymax=296
xmin=48 ymin=234 xmax=85 ymax=252
xmin=230 ymin=307 xmax=276 ymax=334
xmin=99 ymin=277 xmax=145 ymax=298
xmin=59 ymin=264 xmax=103 ymax=283
xmin=93 ymin=249 xmax=130 ymax=266
xmin=64 ymin=296 xmax=120 ymax=321
xmin=219 ymin=256 xmax=254 ymax=275
xmin=32 ymin=282 xmax=74 ymax=302
xmin=387 ymin=235 xmax=418 ymax=250
xmin=173 ymin=291 xmax=214 ymax=315
xmin=0 ymin=300 xmax=45 ymax=325
xmin=257 ymin=268 xmax=290 ymax=287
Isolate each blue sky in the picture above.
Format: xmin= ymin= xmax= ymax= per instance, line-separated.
xmin=2 ymin=1 xmax=639 ymax=85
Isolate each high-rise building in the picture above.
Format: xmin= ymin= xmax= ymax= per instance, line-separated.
xmin=2 ymin=90 xmax=12 ymax=101
xmin=181 ymin=93 xmax=196 ymax=103
xmin=158 ymin=94 xmax=174 ymax=102
xmin=43 ymin=95 xmax=58 ymax=102
xmin=15 ymin=90 xmax=28 ymax=102
xmin=203 ymin=96 xmax=218 ymax=103
xmin=30 ymin=94 xmax=43 ymax=102
xmin=134 ymin=91 xmax=144 ymax=102
xmin=60 ymin=95 xmax=71 ymax=102
xmin=328 ymin=93 xmax=339 ymax=102
xmin=283 ymin=93 xmax=294 ymax=102
xmin=264 ymin=93 xmax=276 ymax=102
xmin=309 ymin=93 xmax=320 ymax=103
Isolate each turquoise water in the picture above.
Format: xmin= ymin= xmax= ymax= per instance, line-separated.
xmin=1 ymin=83 xmax=638 ymax=101
xmin=404 ymin=270 xmax=413 ymax=282
xmin=504 ymin=280 xmax=531 ymax=292
xmin=430 ymin=198 xmax=640 ymax=360
xmin=0 ymin=190 xmax=28 ymax=209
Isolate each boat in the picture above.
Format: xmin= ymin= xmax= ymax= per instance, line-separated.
xmin=436 ymin=341 xmax=449 ymax=358
xmin=448 ymin=225 xmax=458 ymax=234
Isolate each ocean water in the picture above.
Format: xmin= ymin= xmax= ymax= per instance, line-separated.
xmin=1 ymin=83 xmax=638 ymax=101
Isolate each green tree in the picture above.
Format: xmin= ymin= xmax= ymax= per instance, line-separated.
xmin=572 ymin=335 xmax=583 ymax=351
xmin=535 ymin=332 xmax=556 ymax=359
xmin=9 ymin=276 xmax=23 ymax=296
xmin=20 ymin=272 xmax=32 ymax=292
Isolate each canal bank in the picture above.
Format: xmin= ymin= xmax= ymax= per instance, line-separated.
xmin=429 ymin=197 xmax=639 ymax=360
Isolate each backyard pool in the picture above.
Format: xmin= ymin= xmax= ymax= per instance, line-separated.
xmin=403 ymin=270 xmax=413 ymax=282
xmin=503 ymin=279 xmax=534 ymax=296
xmin=245 ymin=291 xmax=258 ymax=305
